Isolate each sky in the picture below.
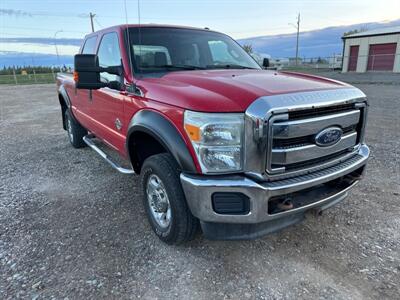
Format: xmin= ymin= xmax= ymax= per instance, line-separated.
xmin=1 ymin=0 xmax=400 ymax=56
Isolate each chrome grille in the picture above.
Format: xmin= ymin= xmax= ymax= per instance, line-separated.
xmin=287 ymin=103 xmax=355 ymax=120
xmin=266 ymin=104 xmax=366 ymax=179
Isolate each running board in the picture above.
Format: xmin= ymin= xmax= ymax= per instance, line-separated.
xmin=83 ymin=135 xmax=135 ymax=175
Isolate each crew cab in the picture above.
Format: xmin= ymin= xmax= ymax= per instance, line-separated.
xmin=56 ymin=25 xmax=369 ymax=244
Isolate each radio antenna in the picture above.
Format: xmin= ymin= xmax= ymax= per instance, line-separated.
xmin=137 ymin=0 xmax=142 ymax=75
xmin=123 ymin=0 xmax=128 ymax=23
xmin=124 ymin=0 xmax=141 ymax=91
xmin=123 ymin=0 xmax=133 ymax=83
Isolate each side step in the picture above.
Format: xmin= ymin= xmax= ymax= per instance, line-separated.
xmin=83 ymin=134 xmax=135 ymax=175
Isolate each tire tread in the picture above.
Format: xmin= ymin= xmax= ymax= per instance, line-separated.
xmin=65 ymin=109 xmax=87 ymax=148
xmin=140 ymin=153 xmax=199 ymax=244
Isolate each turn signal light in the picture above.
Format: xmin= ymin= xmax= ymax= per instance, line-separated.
xmin=184 ymin=124 xmax=201 ymax=142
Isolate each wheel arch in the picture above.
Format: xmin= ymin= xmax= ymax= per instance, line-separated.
xmin=58 ymin=85 xmax=71 ymax=130
xmin=126 ymin=110 xmax=197 ymax=174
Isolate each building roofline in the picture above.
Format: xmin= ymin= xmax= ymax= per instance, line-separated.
xmin=342 ymin=30 xmax=400 ymax=40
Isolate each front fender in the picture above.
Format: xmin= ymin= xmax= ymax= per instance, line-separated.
xmin=58 ymin=84 xmax=71 ymax=108
xmin=58 ymin=84 xmax=72 ymax=130
xmin=126 ymin=110 xmax=197 ymax=173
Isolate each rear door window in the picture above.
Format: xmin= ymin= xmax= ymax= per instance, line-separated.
xmin=97 ymin=32 xmax=122 ymax=82
xmin=81 ymin=36 xmax=97 ymax=54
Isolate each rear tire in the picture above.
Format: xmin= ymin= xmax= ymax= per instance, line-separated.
xmin=65 ymin=109 xmax=87 ymax=148
xmin=139 ymin=153 xmax=199 ymax=244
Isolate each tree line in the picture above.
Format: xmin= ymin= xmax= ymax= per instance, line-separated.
xmin=0 ymin=66 xmax=61 ymax=75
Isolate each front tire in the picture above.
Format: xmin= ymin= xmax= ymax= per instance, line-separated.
xmin=65 ymin=109 xmax=87 ymax=148
xmin=139 ymin=153 xmax=199 ymax=244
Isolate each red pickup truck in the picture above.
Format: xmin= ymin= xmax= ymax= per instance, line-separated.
xmin=56 ymin=25 xmax=369 ymax=244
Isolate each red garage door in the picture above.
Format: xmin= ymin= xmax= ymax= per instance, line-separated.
xmin=348 ymin=45 xmax=359 ymax=71
xmin=367 ymin=43 xmax=397 ymax=71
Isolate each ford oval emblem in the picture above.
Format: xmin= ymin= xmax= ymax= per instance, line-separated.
xmin=315 ymin=127 xmax=343 ymax=147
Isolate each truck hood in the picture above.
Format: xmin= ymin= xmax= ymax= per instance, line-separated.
xmin=139 ymin=69 xmax=350 ymax=112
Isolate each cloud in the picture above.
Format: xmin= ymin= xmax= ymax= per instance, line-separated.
xmin=0 ymin=37 xmax=82 ymax=47
xmin=0 ymin=38 xmax=82 ymax=57
xmin=0 ymin=43 xmax=79 ymax=56
xmin=0 ymin=9 xmax=32 ymax=17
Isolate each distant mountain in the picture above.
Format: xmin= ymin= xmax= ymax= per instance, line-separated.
xmin=0 ymin=52 xmax=74 ymax=68
xmin=238 ymin=19 xmax=400 ymax=58
xmin=0 ymin=38 xmax=82 ymax=68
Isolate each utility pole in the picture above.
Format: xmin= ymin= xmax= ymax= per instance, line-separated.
xmin=89 ymin=12 xmax=96 ymax=32
xmin=54 ymin=30 xmax=63 ymax=67
xmin=289 ymin=13 xmax=301 ymax=66
xmin=295 ymin=13 xmax=300 ymax=66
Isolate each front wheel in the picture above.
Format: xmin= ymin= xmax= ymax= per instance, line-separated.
xmin=139 ymin=153 xmax=199 ymax=244
xmin=65 ymin=109 xmax=87 ymax=148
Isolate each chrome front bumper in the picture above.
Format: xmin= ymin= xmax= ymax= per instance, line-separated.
xmin=180 ymin=144 xmax=369 ymax=238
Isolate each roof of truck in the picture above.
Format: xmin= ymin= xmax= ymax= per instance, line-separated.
xmin=84 ymin=24 xmax=217 ymax=38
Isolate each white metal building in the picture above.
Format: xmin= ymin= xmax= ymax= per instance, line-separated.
xmin=342 ymin=26 xmax=400 ymax=73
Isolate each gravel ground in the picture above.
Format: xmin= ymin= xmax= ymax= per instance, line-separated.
xmin=0 ymin=83 xmax=399 ymax=299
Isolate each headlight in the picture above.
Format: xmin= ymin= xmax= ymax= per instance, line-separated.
xmin=184 ymin=110 xmax=244 ymax=173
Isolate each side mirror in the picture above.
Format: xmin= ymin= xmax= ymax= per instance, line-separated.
xmin=74 ymin=54 xmax=123 ymax=90
xmin=262 ymin=58 xmax=270 ymax=68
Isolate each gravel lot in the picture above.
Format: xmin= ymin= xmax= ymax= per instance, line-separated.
xmin=1 ymin=81 xmax=399 ymax=299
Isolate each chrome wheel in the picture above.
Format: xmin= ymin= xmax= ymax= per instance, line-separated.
xmin=67 ymin=118 xmax=74 ymax=143
xmin=146 ymin=174 xmax=171 ymax=228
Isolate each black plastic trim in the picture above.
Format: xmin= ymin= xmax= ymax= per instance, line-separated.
xmin=58 ymin=84 xmax=71 ymax=108
xmin=201 ymin=213 xmax=305 ymax=240
xmin=126 ymin=110 xmax=197 ymax=173
xmin=212 ymin=192 xmax=250 ymax=215
xmin=58 ymin=84 xmax=72 ymax=130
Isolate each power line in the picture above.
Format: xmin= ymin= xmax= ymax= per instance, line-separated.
xmin=228 ymin=26 xmax=294 ymax=34
xmin=1 ymin=11 xmax=88 ymax=18
xmin=94 ymin=18 xmax=103 ymax=29
xmin=0 ymin=32 xmax=83 ymax=40
xmin=295 ymin=13 xmax=300 ymax=66
xmin=1 ymin=9 xmax=300 ymax=21
xmin=1 ymin=26 xmax=87 ymax=34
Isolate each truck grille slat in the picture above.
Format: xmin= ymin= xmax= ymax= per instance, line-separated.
xmin=273 ymin=149 xmax=351 ymax=171
xmin=288 ymin=103 xmax=355 ymax=120
xmin=273 ymin=125 xmax=357 ymax=149
xmin=271 ymin=132 xmax=357 ymax=165
xmin=266 ymin=154 xmax=364 ymax=188
xmin=273 ymin=110 xmax=360 ymax=139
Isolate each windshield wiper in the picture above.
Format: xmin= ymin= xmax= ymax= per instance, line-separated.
xmin=206 ymin=64 xmax=258 ymax=70
xmin=141 ymin=64 xmax=205 ymax=70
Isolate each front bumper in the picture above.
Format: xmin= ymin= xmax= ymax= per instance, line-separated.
xmin=180 ymin=144 xmax=369 ymax=240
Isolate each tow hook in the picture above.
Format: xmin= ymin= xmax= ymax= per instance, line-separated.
xmin=344 ymin=173 xmax=363 ymax=184
xmin=312 ymin=207 xmax=324 ymax=216
xmin=268 ymin=196 xmax=294 ymax=214
xmin=277 ymin=198 xmax=294 ymax=211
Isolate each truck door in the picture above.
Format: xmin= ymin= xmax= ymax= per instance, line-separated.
xmin=89 ymin=32 xmax=126 ymax=151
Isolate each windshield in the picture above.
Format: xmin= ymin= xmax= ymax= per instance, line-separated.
xmin=127 ymin=27 xmax=261 ymax=74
